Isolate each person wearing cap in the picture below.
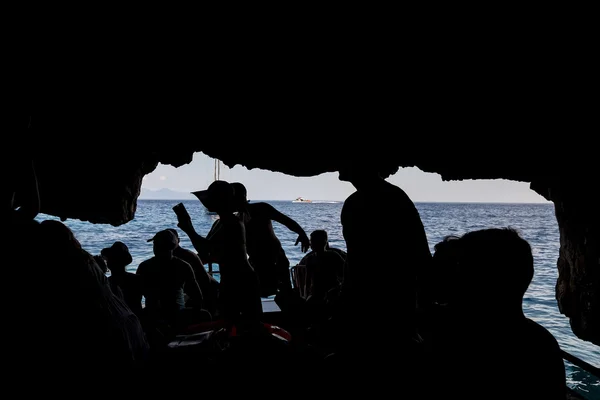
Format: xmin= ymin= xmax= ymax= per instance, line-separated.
xmin=102 ymin=241 xmax=143 ymax=318
xmin=136 ymin=229 xmax=208 ymax=331
xmin=229 ymin=182 xmax=310 ymax=298
xmin=166 ymin=228 xmax=220 ymax=318
xmin=175 ymin=180 xmax=263 ymax=330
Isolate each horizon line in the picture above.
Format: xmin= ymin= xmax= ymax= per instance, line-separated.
xmin=137 ymin=198 xmax=551 ymax=205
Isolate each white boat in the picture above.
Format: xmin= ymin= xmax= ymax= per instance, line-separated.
xmin=292 ymin=197 xmax=312 ymax=203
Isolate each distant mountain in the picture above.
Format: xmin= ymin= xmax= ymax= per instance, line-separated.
xmin=139 ymin=188 xmax=195 ymax=200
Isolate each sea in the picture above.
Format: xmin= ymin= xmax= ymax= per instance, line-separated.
xmin=38 ymin=200 xmax=599 ymax=398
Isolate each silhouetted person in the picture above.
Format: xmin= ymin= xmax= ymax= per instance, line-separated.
xmin=136 ymin=229 xmax=208 ymax=331
xmin=303 ymin=230 xmax=345 ymax=305
xmin=103 ymin=241 xmax=143 ymax=318
xmin=296 ymin=229 xmax=346 ymax=336
xmin=294 ymin=233 xmax=346 ymax=309
xmin=431 ymin=228 xmax=566 ymax=399
xmin=33 ymin=220 xmax=148 ymax=377
xmin=330 ymin=161 xmax=432 ymax=392
xmin=225 ymin=182 xmax=310 ymax=298
xmin=166 ymin=228 xmax=220 ymax=318
xmin=340 ymin=161 xmax=431 ymax=320
xmin=177 ymin=180 xmax=263 ymax=332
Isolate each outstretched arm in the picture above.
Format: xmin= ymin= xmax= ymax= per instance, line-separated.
xmin=263 ymin=203 xmax=310 ymax=252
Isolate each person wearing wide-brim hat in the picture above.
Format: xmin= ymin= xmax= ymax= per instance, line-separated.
xmin=102 ymin=241 xmax=142 ymax=317
xmin=175 ymin=180 xmax=263 ymax=331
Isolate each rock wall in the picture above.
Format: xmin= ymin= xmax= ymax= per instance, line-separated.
xmin=533 ymin=179 xmax=599 ymax=346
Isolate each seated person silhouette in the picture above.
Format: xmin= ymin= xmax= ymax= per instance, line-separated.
xmin=229 ymin=182 xmax=310 ymax=298
xmin=301 ymin=230 xmax=345 ymax=326
xmin=301 ymin=230 xmax=345 ymax=303
xmin=431 ymin=228 xmax=566 ymax=400
xmin=166 ymin=228 xmax=220 ymax=318
xmin=294 ymin=237 xmax=345 ymax=300
xmin=102 ymin=241 xmax=143 ymax=318
xmin=177 ymin=180 xmax=263 ymax=332
xmin=136 ymin=229 xmax=209 ymax=332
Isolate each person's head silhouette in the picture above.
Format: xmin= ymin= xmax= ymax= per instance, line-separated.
xmin=455 ymin=227 xmax=534 ymax=316
xmin=231 ymin=182 xmax=248 ymax=209
xmin=166 ymin=228 xmax=181 ymax=247
xmin=310 ymin=230 xmax=328 ymax=252
xmin=192 ymin=180 xmax=235 ymax=214
xmin=338 ymin=161 xmax=399 ymax=185
xmin=147 ymin=229 xmax=178 ymax=259
xmin=101 ymin=241 xmax=133 ymax=273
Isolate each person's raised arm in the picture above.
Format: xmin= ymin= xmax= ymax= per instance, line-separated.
xmin=173 ymin=203 xmax=211 ymax=258
xmin=262 ymin=203 xmax=310 ymax=252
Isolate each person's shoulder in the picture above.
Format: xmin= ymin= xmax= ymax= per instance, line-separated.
xmin=329 ymin=247 xmax=347 ymax=257
xmin=298 ymin=251 xmax=313 ymax=265
xmin=172 ymin=257 xmax=197 ymax=277
xmin=324 ymin=250 xmax=345 ymax=262
xmin=137 ymin=258 xmax=154 ymax=270
xmin=344 ymin=191 xmax=359 ymax=202
xmin=523 ymin=318 xmax=561 ymax=349
xmin=223 ymin=214 xmax=245 ymax=230
xmin=329 ymin=248 xmax=346 ymax=257
xmin=382 ymin=180 xmax=411 ymax=198
xmin=177 ymin=246 xmax=201 ymax=261
xmin=173 ymin=256 xmax=192 ymax=268
xmin=304 ymin=252 xmax=319 ymax=267
xmin=248 ymin=201 xmax=273 ymax=214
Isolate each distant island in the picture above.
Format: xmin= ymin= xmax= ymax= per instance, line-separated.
xmin=138 ymin=188 xmax=195 ymax=200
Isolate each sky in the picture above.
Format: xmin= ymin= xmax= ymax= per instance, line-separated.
xmin=141 ymin=152 xmax=550 ymax=203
